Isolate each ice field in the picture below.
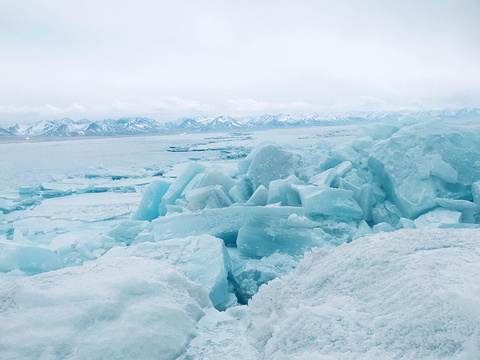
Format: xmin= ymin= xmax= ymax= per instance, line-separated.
xmin=1 ymin=118 xmax=480 ymax=359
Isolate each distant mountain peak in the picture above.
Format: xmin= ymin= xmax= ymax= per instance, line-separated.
xmin=0 ymin=108 xmax=478 ymax=138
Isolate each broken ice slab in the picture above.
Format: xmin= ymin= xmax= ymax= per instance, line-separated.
xmin=267 ymin=175 xmax=304 ymax=206
xmin=368 ymin=125 xmax=480 ymax=219
xmin=107 ymin=220 xmax=150 ymax=246
xmin=103 ymin=235 xmax=233 ymax=310
xmin=246 ymin=185 xmax=268 ymax=206
xmin=0 ymin=240 xmax=62 ymax=274
xmin=24 ymin=192 xmax=141 ymax=222
xmin=236 ymin=219 xmax=327 ymax=258
xmin=228 ymin=249 xmax=299 ymax=302
xmin=308 ymin=168 xmax=337 ymax=187
xmin=397 ymin=217 xmax=416 ymax=229
xmin=237 ymin=141 xmax=274 ymax=175
xmin=149 ymin=206 xmax=307 ymax=244
xmin=414 ymin=208 xmax=462 ymax=228
xmin=199 ymin=170 xmax=235 ymax=190
xmin=291 ymin=184 xmax=363 ymax=220
xmin=369 ymin=142 xmax=437 ymax=219
xmin=185 ymin=185 xmax=233 ymax=211
xmin=472 ymin=181 xmax=480 ymax=206
xmin=131 ymin=180 xmax=171 ymax=220
xmin=352 ymin=220 xmax=372 ymax=240
xmin=434 ymin=198 xmax=479 ymax=213
xmin=246 ymin=144 xmax=300 ymax=190
xmin=162 ymin=163 xmax=206 ymax=206
xmin=372 ymin=222 xmax=395 ymax=234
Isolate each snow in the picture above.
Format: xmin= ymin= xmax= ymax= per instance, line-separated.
xmin=187 ymin=229 xmax=480 ymax=359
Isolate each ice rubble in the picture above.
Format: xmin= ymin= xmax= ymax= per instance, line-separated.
xmin=2 ymin=121 xmax=480 ymax=306
xmin=186 ymin=229 xmax=480 ymax=359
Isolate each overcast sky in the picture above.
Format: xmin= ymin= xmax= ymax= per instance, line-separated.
xmin=0 ymin=0 xmax=479 ymax=125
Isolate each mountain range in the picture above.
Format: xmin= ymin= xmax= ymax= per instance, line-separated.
xmin=0 ymin=108 xmax=479 ymax=138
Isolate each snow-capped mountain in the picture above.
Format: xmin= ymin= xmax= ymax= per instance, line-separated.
xmin=166 ymin=116 xmax=243 ymax=131
xmin=0 ymin=108 xmax=478 ymax=138
xmin=3 ymin=117 xmax=164 ymax=137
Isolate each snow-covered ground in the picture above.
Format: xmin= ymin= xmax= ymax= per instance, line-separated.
xmin=1 ymin=119 xmax=480 ymax=359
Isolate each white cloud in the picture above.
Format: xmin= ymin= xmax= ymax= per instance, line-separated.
xmin=359 ymin=96 xmax=385 ymax=106
xmin=0 ymin=103 xmax=87 ymax=115
xmin=153 ymin=96 xmax=215 ymax=112
xmin=111 ymin=97 xmax=215 ymax=114
xmin=229 ymin=98 xmax=310 ymax=112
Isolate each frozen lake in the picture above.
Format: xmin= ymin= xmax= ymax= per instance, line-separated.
xmin=2 ymin=120 xmax=480 ymax=359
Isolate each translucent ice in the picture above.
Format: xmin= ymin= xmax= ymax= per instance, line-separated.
xmin=107 ymin=220 xmax=149 ymax=245
xmin=131 ymin=180 xmax=170 ymax=220
xmin=247 ymin=145 xmax=299 ymax=190
xmin=414 ymin=208 xmax=462 ymax=228
xmin=292 ymin=184 xmax=363 ymax=219
xmin=185 ymin=185 xmax=233 ymax=211
xmin=104 ymin=235 xmax=232 ymax=309
xmin=246 ymin=185 xmax=268 ymax=206
xmin=0 ymin=241 xmax=62 ymax=274
xmin=162 ymin=163 xmax=206 ymax=206
xmin=266 ymin=175 xmax=303 ymax=206
xmin=150 ymin=206 xmax=306 ymax=243
xmin=236 ymin=219 xmax=327 ymax=258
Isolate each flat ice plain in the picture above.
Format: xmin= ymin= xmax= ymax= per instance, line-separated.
xmin=1 ymin=119 xmax=480 ymax=359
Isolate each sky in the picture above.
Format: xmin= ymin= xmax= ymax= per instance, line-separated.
xmin=0 ymin=0 xmax=479 ymax=126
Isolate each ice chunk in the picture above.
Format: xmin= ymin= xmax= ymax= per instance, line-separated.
xmin=473 ymin=181 xmax=480 ymax=205
xmin=186 ymin=185 xmax=233 ymax=211
xmin=200 ymin=170 xmax=235 ymax=190
xmin=180 ymin=173 xmax=205 ymax=196
xmin=292 ymin=184 xmax=363 ymax=219
xmin=0 ymin=258 xmax=211 ymax=360
xmin=429 ymin=154 xmax=459 ymax=183
xmin=352 ymin=220 xmax=372 ymax=240
xmin=229 ymin=250 xmax=299 ymax=301
xmin=227 ymin=185 xmax=245 ymax=203
xmin=335 ymin=161 xmax=353 ymax=177
xmin=267 ymin=175 xmax=303 ymax=206
xmin=308 ymin=168 xmax=337 ymax=187
xmin=131 ymin=180 xmax=170 ymax=220
xmin=369 ymin=125 xmax=480 ymax=218
xmin=372 ymin=222 xmax=395 ymax=233
xmin=435 ymin=198 xmax=479 ymax=212
xmin=12 ymin=228 xmax=32 ymax=245
xmin=0 ymin=241 xmax=62 ymax=273
xmin=19 ymin=186 xmax=38 ymax=195
xmin=107 ymin=220 xmax=149 ymax=245
xmin=162 ymin=163 xmax=206 ymax=205
xmin=246 ymin=185 xmax=268 ymax=206
xmin=247 ymin=145 xmax=299 ymax=190
xmin=352 ymin=136 xmax=375 ymax=154
xmin=238 ymin=141 xmax=274 ymax=175
xmin=414 ymin=208 xmax=462 ymax=228
xmin=236 ymin=219 xmax=327 ymax=258
xmin=357 ymin=184 xmax=373 ymax=221
xmin=150 ymin=206 xmax=306 ymax=243
xmin=104 ymin=235 xmax=232 ymax=309
xmin=369 ymin=142 xmax=436 ymax=219
xmin=397 ymin=217 xmax=415 ymax=229
xmin=331 ymin=146 xmax=359 ymax=164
